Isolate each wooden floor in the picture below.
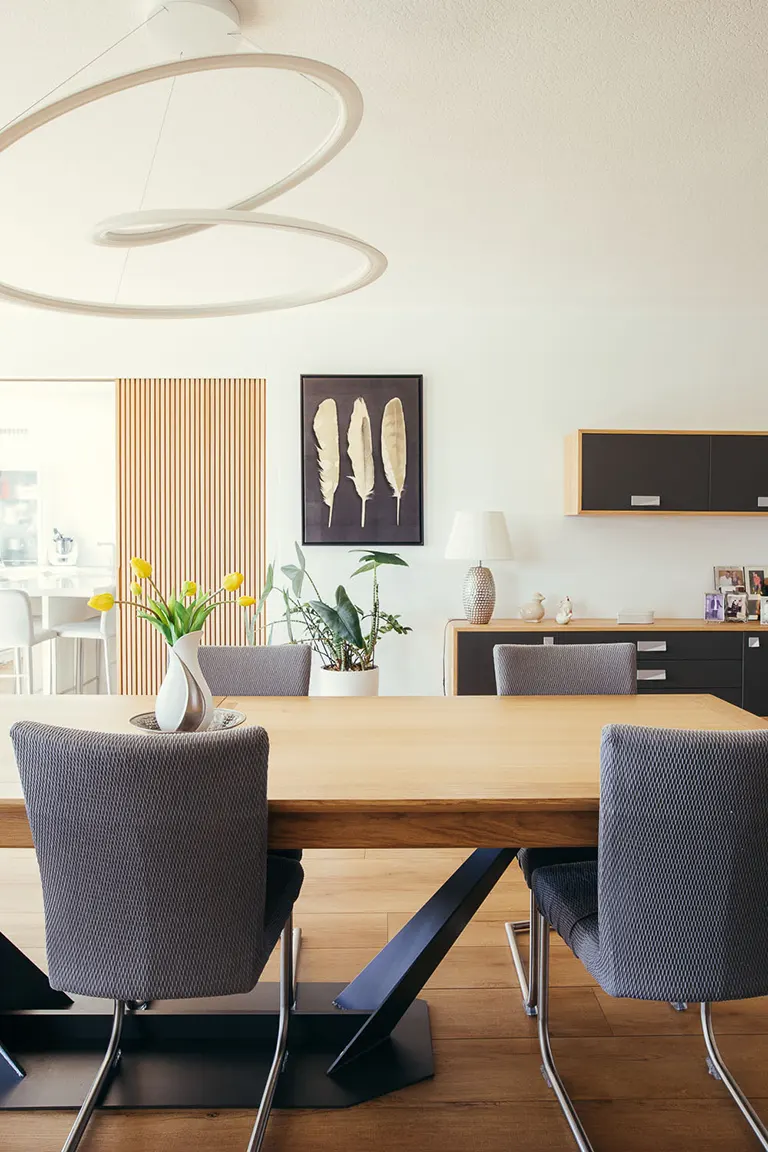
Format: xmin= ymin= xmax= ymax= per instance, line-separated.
xmin=2 ymin=847 xmax=768 ymax=1152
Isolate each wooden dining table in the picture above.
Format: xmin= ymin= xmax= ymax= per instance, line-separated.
xmin=0 ymin=692 xmax=765 ymax=1114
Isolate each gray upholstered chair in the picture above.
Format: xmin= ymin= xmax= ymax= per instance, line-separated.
xmin=11 ymin=721 xmax=303 ymax=1152
xmin=531 ymin=724 xmax=768 ymax=1152
xmin=198 ymin=643 xmax=312 ymax=697
xmin=493 ymin=642 xmax=636 ymax=1015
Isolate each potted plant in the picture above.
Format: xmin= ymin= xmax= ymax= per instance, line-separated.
xmin=88 ymin=557 xmax=255 ymax=730
xmin=250 ymin=545 xmax=411 ymax=696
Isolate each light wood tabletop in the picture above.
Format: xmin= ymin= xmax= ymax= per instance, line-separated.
xmin=0 ymin=693 xmax=765 ymax=850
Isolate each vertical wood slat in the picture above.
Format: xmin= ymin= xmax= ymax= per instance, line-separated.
xmin=116 ymin=379 xmax=267 ymax=694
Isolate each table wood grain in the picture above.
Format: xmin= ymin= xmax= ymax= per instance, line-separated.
xmin=0 ymin=694 xmax=764 ymax=849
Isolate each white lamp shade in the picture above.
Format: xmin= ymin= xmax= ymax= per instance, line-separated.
xmin=444 ymin=511 xmax=512 ymax=561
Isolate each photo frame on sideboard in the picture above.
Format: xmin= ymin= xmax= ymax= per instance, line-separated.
xmin=301 ymin=374 xmax=424 ymax=546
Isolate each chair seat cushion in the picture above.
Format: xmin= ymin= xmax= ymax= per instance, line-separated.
xmin=263 ymin=853 xmax=304 ymax=958
xmin=53 ymin=618 xmax=101 ymax=639
xmin=517 ymin=846 xmax=598 ymax=886
xmin=532 ymin=860 xmax=600 ymax=973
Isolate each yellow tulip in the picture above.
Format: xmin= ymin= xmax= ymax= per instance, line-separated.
xmin=223 ymin=571 xmax=244 ymax=592
xmin=238 ymin=595 xmax=256 ymax=608
xmin=130 ymin=556 xmax=152 ymax=580
xmin=181 ymin=580 xmax=197 ymax=598
xmin=130 ymin=581 xmax=143 ymax=597
xmin=89 ymin=592 xmax=115 ymax=612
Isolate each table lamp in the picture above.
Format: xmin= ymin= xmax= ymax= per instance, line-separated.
xmin=445 ymin=511 xmax=512 ymax=624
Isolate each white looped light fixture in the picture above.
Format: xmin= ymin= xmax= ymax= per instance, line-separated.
xmin=0 ymin=18 xmax=387 ymax=318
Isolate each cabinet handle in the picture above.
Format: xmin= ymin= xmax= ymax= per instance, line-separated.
xmin=637 ymin=640 xmax=667 ymax=653
xmin=543 ymin=636 xmax=554 ymax=646
xmin=749 ymin=637 xmax=760 ymax=648
xmin=631 ymin=495 xmax=661 ymax=507
xmin=758 ymin=497 xmax=768 ymax=509
xmin=637 ymin=668 xmax=667 ymax=681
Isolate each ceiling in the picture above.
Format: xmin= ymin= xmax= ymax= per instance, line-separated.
xmin=0 ymin=0 xmax=766 ymax=312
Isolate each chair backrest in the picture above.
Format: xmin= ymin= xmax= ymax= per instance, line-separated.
xmin=597 ymin=724 xmax=768 ymax=1002
xmin=198 ymin=644 xmax=311 ymax=696
xmin=493 ymin=642 xmax=637 ymax=696
xmin=0 ymin=589 xmax=34 ymax=647
xmin=12 ymin=722 xmax=272 ymax=1002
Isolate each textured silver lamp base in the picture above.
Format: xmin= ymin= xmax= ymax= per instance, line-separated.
xmin=463 ymin=566 xmax=496 ymax=625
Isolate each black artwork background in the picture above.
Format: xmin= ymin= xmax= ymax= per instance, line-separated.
xmin=301 ymin=375 xmax=423 ymax=545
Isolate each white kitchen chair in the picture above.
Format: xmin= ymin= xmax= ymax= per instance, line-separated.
xmin=0 ymin=588 xmax=56 ymax=694
xmin=53 ymin=588 xmax=116 ymax=695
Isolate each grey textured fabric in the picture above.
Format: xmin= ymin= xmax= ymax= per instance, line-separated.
xmin=517 ymin=846 xmax=599 ymax=886
xmin=493 ymin=642 xmax=637 ymax=696
xmin=496 ymin=643 xmax=636 ymax=886
xmin=533 ymin=724 xmax=768 ymax=1002
xmin=198 ymin=644 xmax=311 ymax=697
xmin=12 ymin=721 xmax=303 ymax=1002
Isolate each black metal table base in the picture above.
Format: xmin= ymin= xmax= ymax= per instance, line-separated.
xmin=0 ymin=982 xmax=433 ymax=1109
xmin=0 ymin=846 xmax=517 ymax=1111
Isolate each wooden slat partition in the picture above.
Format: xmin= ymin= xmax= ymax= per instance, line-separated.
xmin=116 ymin=378 xmax=266 ymax=693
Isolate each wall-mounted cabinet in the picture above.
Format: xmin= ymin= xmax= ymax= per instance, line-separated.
xmin=565 ymin=430 xmax=768 ymax=515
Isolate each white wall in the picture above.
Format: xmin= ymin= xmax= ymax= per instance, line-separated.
xmin=0 ymin=306 xmax=767 ymax=693
xmin=0 ymin=380 xmax=115 ymax=568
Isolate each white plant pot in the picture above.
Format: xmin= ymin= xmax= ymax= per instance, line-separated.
xmin=314 ymin=667 xmax=380 ymax=697
xmin=154 ymin=630 xmax=215 ymax=731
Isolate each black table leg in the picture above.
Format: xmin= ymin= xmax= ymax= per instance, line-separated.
xmin=328 ymin=847 xmax=516 ymax=1072
xmin=0 ymin=931 xmax=71 ymax=1092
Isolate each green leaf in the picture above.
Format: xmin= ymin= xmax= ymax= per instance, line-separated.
xmin=334 ymin=585 xmax=365 ymax=648
xmin=253 ymin=563 xmax=275 ymax=618
xmin=349 ymin=549 xmax=408 ymax=567
xmin=350 ymin=562 xmax=375 ymax=578
xmin=295 ymin=541 xmax=306 ymax=570
xmin=281 ymin=563 xmax=305 ymax=599
xmin=138 ymin=611 xmax=172 ymax=645
xmin=282 ymin=589 xmax=295 ymax=642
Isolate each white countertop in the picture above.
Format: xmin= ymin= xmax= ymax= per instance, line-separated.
xmin=0 ymin=566 xmax=114 ymax=599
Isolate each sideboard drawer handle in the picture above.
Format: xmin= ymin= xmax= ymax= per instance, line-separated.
xmin=637 ymin=668 xmax=667 ymax=681
xmin=749 ymin=637 xmax=761 ymax=648
xmin=543 ymin=636 xmax=554 ymax=646
xmin=631 ymin=495 xmax=661 ymax=507
xmin=637 ymin=640 xmax=667 ymax=653
xmin=758 ymin=497 xmax=768 ymax=509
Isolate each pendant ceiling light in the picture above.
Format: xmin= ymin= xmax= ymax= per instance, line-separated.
xmin=0 ymin=2 xmax=387 ymax=319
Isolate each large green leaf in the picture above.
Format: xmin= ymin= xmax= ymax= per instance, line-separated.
xmin=253 ymin=563 xmax=275 ymax=618
xmin=349 ymin=549 xmax=408 ymax=567
xmin=350 ymin=561 xmax=375 ymax=578
xmin=138 ymin=611 xmax=172 ymax=645
xmin=334 ymin=585 xmax=365 ymax=648
xmin=295 ymin=541 xmax=306 ymax=570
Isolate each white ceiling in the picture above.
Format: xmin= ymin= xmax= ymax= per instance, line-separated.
xmin=0 ymin=0 xmax=766 ymax=311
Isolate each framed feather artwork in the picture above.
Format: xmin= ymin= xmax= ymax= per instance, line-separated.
xmin=301 ymin=375 xmax=424 ymax=545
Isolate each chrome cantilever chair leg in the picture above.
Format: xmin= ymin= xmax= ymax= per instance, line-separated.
xmin=292 ymin=924 xmax=302 ymax=1006
xmin=61 ymin=999 xmax=126 ymax=1152
xmin=247 ymin=916 xmax=294 ymax=1152
xmin=701 ymin=1002 xmax=768 ymax=1149
xmin=505 ymin=888 xmax=538 ymax=1015
xmin=536 ymin=910 xmax=595 ymax=1152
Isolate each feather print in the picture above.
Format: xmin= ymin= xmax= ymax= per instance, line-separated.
xmin=347 ymin=397 xmax=375 ymax=528
xmin=313 ymin=398 xmax=340 ymax=527
xmin=381 ymin=397 xmax=407 ymax=525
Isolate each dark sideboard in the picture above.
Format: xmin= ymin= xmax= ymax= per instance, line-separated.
xmin=447 ymin=619 xmax=768 ymax=716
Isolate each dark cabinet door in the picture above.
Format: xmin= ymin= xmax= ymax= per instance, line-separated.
xmin=710 ymin=435 xmax=768 ymax=513
xmin=743 ymin=633 xmax=768 ymax=716
xmin=580 ymin=433 xmax=710 ymax=512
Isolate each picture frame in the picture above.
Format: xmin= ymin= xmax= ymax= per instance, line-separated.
xmin=761 ymin=597 xmax=768 ymax=627
xmin=301 ymin=374 xmax=424 ymax=546
xmin=704 ymin=591 xmax=725 ymax=622
xmin=714 ymin=566 xmax=746 ymax=593
xmin=748 ymin=597 xmax=761 ymax=621
xmin=746 ymin=566 xmax=768 ymax=598
xmin=724 ymin=590 xmax=748 ymax=623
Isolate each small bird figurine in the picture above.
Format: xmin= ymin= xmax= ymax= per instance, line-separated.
xmin=555 ymin=596 xmax=573 ymax=625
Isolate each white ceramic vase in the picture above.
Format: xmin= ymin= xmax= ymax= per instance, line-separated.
xmin=314 ymin=667 xmax=380 ymax=697
xmin=154 ymin=630 xmax=215 ymax=732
